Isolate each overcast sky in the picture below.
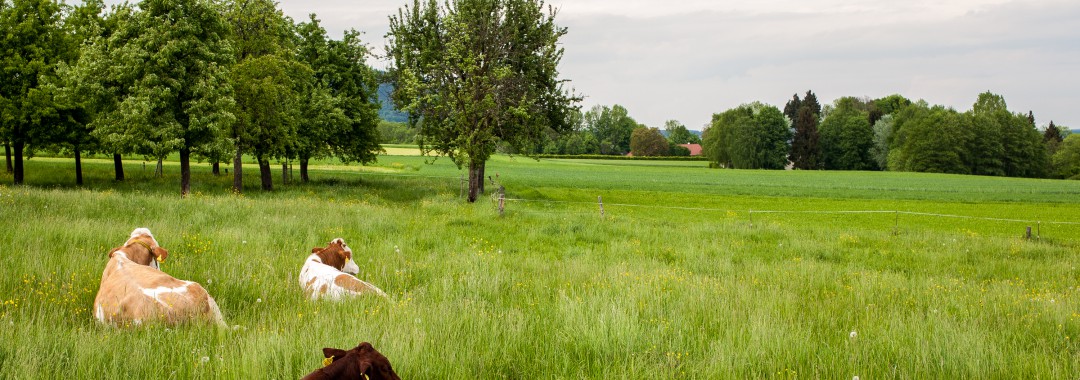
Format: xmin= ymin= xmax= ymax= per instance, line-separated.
xmin=108 ymin=0 xmax=1080 ymax=131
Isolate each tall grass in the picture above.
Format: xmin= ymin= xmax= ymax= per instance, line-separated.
xmin=0 ymin=155 xmax=1078 ymax=378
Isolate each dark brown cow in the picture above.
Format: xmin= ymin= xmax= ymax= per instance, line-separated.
xmin=301 ymin=342 xmax=400 ymax=380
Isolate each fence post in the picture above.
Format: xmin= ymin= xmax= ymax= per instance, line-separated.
xmin=498 ymin=193 xmax=505 ymax=217
xmin=893 ymin=211 xmax=899 ymax=236
xmin=1025 ymin=226 xmax=1032 ymax=240
xmin=459 ymin=175 xmax=465 ymax=199
xmin=1037 ymin=221 xmax=1041 ymax=239
xmin=598 ymin=196 xmax=605 ymax=219
xmin=749 ymin=209 xmax=753 ymax=229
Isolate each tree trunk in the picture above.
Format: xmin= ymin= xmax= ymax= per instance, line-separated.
xmin=156 ymin=158 xmax=163 ymax=177
xmin=113 ymin=154 xmax=125 ymax=181
xmin=232 ymin=146 xmax=243 ymax=194
xmin=212 ymin=161 xmax=220 ymax=176
xmin=13 ymin=141 xmax=24 ymax=185
xmin=300 ymin=157 xmax=309 ymax=182
xmin=467 ymin=159 xmax=482 ymax=203
xmin=180 ymin=147 xmax=191 ymax=197
xmin=478 ymin=161 xmax=486 ymax=195
xmin=281 ymin=161 xmax=288 ymax=186
xmin=74 ymin=145 xmax=83 ymax=186
xmin=258 ymin=158 xmax=273 ymax=191
xmin=4 ymin=141 xmax=11 ymax=174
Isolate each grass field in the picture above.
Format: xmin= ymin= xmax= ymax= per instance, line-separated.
xmin=1 ymin=151 xmax=1079 ymax=379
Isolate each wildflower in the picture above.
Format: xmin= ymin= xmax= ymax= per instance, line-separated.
xmin=256 ymin=298 xmax=262 ymax=303
xmin=849 ymin=330 xmax=857 ymax=339
xmin=200 ymin=356 xmax=210 ymax=364
xmin=854 ymin=376 xmax=860 ymax=380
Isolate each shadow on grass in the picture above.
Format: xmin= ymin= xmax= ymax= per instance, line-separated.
xmin=3 ymin=158 xmax=457 ymax=206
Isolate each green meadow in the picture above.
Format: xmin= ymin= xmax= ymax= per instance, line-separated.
xmin=1 ymin=149 xmax=1079 ymax=379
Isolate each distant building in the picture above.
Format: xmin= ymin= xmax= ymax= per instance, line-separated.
xmin=680 ymin=144 xmax=703 ymax=156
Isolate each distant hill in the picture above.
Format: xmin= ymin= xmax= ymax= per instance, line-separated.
xmin=377 ymin=82 xmax=408 ymax=123
xmin=1072 ymin=129 xmax=1079 ymax=135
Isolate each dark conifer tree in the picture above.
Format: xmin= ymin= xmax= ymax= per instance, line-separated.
xmin=789 ymin=90 xmax=821 ymax=169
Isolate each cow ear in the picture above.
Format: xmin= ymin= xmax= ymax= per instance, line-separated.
xmin=152 ymin=247 xmax=169 ymax=262
xmin=311 ymin=247 xmax=321 ymax=254
xmin=322 ymin=348 xmax=347 ymax=359
xmin=108 ymin=247 xmax=121 ymax=258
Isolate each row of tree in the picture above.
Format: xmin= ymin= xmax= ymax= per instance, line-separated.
xmin=1 ymin=0 xmax=383 ymax=196
xmin=535 ymin=105 xmax=701 ymax=157
xmin=702 ymin=91 xmax=1077 ymax=179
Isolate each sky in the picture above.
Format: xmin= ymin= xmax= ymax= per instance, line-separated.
xmin=107 ymin=0 xmax=1080 ymax=131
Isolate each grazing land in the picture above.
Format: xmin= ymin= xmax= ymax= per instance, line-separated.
xmin=1 ymin=151 xmax=1079 ymax=379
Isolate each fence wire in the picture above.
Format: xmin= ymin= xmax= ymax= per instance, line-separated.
xmin=496 ymin=197 xmax=1080 ymax=226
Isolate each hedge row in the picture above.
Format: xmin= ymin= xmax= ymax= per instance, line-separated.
xmin=535 ymin=154 xmax=710 ymax=161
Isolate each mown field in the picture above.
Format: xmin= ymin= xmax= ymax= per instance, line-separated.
xmin=1 ymin=150 xmax=1079 ymax=379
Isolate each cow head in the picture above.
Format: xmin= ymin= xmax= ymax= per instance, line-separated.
xmin=311 ymin=238 xmax=360 ymax=275
xmin=316 ymin=342 xmax=400 ymax=380
xmin=109 ymin=228 xmax=169 ymax=269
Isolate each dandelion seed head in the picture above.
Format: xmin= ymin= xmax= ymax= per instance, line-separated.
xmin=850 ymin=330 xmax=857 ymax=339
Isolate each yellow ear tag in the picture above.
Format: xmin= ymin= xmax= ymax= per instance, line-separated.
xmin=156 ymin=256 xmax=165 ymax=263
xmin=322 ymin=356 xmax=334 ymax=367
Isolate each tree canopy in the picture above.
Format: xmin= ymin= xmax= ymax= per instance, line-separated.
xmin=703 ymin=102 xmax=791 ymax=169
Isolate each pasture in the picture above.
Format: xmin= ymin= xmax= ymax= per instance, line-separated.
xmin=1 ymin=151 xmax=1079 ymax=379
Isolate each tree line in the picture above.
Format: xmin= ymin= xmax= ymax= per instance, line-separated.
xmin=1 ymin=0 xmax=383 ymax=196
xmin=703 ymin=91 xmax=1077 ymax=179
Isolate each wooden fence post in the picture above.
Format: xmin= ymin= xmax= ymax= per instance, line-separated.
xmin=498 ymin=193 xmax=505 ymax=216
xmin=893 ymin=211 xmax=899 ymax=236
xmin=749 ymin=209 xmax=753 ymax=229
xmin=598 ymin=196 xmax=605 ymax=219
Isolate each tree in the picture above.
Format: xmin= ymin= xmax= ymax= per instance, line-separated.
xmin=973 ymin=92 xmax=1046 ymax=178
xmin=91 ymin=0 xmax=235 ymax=197
xmin=664 ymin=120 xmax=699 ymax=144
xmin=583 ymin=104 xmax=638 ymax=155
xmin=870 ymin=114 xmax=893 ymax=170
xmin=44 ymin=0 xmax=114 ymax=186
xmin=0 ymin=0 xmax=66 ymax=185
xmin=1052 ymin=134 xmax=1080 ymax=179
xmin=630 ymin=127 xmax=668 ymax=156
xmin=819 ymin=97 xmax=876 ymax=170
xmin=1044 ymin=121 xmax=1064 ymax=156
xmin=388 ymin=0 xmax=580 ymax=202
xmin=225 ymin=0 xmax=305 ymax=192
xmin=788 ymin=90 xmax=821 ymax=169
xmin=63 ymin=2 xmax=137 ymax=182
xmin=889 ymin=104 xmax=967 ymax=174
xmin=703 ymin=102 xmax=790 ymax=169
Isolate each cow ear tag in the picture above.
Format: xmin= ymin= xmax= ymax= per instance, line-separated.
xmin=156 ymin=255 xmax=165 ymax=264
xmin=322 ymin=355 xmax=334 ymax=367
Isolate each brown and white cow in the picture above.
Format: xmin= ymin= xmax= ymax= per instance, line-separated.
xmin=93 ymin=228 xmax=224 ymax=326
xmin=299 ymin=238 xmax=387 ymax=300
xmin=301 ymin=342 xmax=401 ymax=380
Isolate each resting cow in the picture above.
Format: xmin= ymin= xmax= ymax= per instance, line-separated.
xmin=301 ymin=342 xmax=401 ymax=380
xmin=299 ymin=238 xmax=387 ymax=300
xmin=92 ymin=228 xmax=224 ymax=326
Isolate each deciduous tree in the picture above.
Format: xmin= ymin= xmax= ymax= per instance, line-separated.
xmin=703 ymin=102 xmax=790 ymax=169
xmin=630 ymin=127 xmax=668 ymax=156
xmin=388 ymin=0 xmax=580 ymax=202
xmin=0 ymin=0 xmax=66 ymax=185
xmin=91 ymin=0 xmax=235 ymax=197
